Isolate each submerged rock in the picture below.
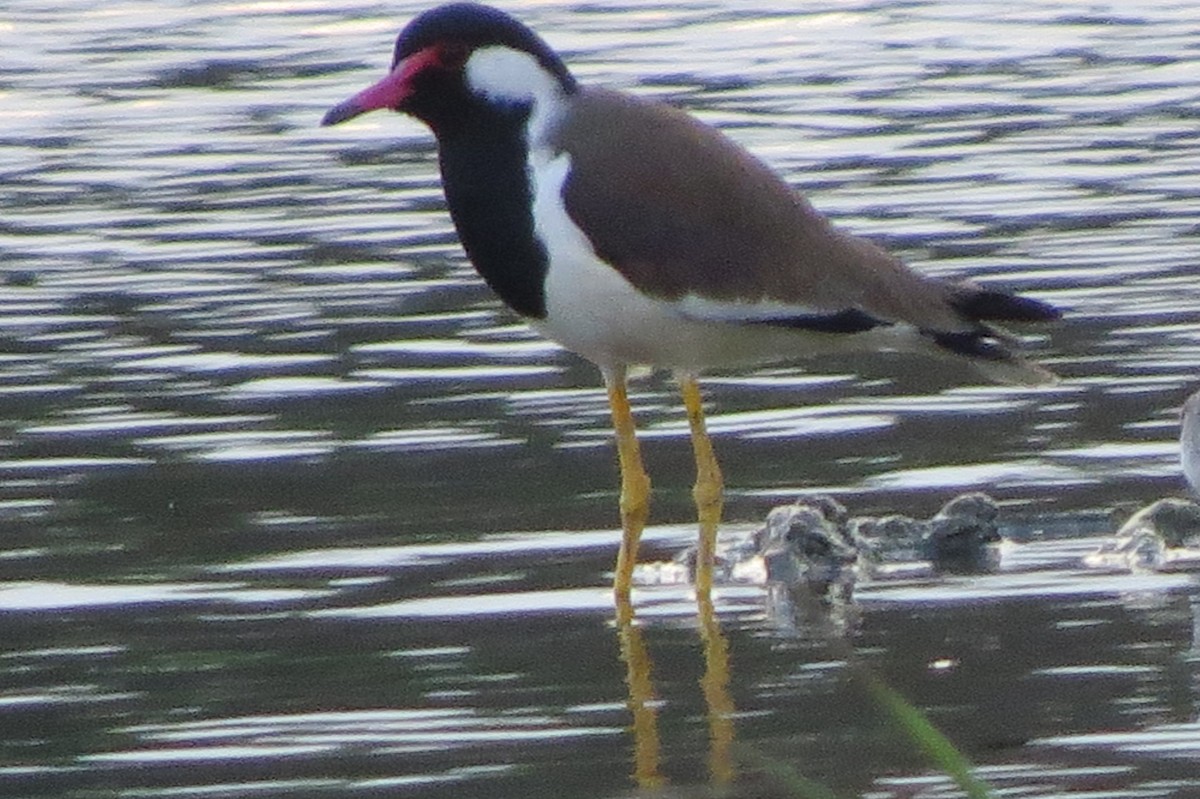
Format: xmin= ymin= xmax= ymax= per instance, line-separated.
xmin=639 ymin=492 xmax=1008 ymax=599
xmin=1119 ymin=498 xmax=1200 ymax=547
xmin=736 ymin=500 xmax=858 ymax=602
xmin=1085 ymin=498 xmax=1200 ymax=572
xmin=849 ymin=513 xmax=928 ymax=570
xmin=926 ymin=492 xmax=1003 ymax=573
xmin=1085 ymin=388 xmax=1200 ymax=573
xmin=851 ymin=492 xmax=1002 ymax=575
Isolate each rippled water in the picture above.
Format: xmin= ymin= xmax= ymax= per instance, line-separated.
xmin=4 ymin=0 xmax=1200 ymax=796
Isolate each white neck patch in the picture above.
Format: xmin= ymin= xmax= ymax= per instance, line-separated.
xmin=464 ymin=45 xmax=564 ymax=113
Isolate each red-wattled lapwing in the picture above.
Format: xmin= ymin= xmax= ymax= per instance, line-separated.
xmin=321 ymin=3 xmax=1060 ymax=600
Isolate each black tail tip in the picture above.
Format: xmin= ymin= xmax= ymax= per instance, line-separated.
xmin=953 ymin=288 xmax=1061 ymax=324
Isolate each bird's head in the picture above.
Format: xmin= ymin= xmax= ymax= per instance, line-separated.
xmin=322 ymin=3 xmax=576 ymax=132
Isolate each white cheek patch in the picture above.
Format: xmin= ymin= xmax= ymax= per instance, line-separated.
xmin=465 ymin=45 xmax=561 ymax=107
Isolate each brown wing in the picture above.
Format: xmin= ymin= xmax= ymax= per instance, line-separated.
xmin=548 ymin=88 xmax=968 ymax=332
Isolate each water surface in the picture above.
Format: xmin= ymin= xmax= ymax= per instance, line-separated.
xmin=3 ymin=0 xmax=1200 ymax=796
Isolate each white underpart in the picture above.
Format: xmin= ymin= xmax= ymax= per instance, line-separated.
xmin=529 ymin=149 xmax=919 ymax=372
xmin=677 ymin=294 xmax=839 ymax=323
xmin=530 ymin=151 xmax=698 ymax=370
xmin=468 ymin=46 xmax=923 ymax=373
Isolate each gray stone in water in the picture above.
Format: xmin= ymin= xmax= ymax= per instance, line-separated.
xmin=846 ymin=493 xmax=1001 ymax=573
xmin=755 ymin=502 xmax=858 ymax=587
xmin=924 ymin=492 xmax=1001 ymax=572
xmin=1115 ymin=497 xmax=1200 ymax=549
xmin=661 ymin=491 xmax=1008 ymax=592
xmin=1082 ymin=390 xmax=1200 ymax=572
xmin=849 ymin=514 xmax=928 ymax=564
xmin=1085 ymin=498 xmax=1200 ymax=572
xmin=933 ymin=492 xmax=999 ymax=526
xmin=802 ymin=494 xmax=850 ymax=528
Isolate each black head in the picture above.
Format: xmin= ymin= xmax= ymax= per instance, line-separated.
xmin=322 ymin=3 xmax=576 ymax=131
xmin=391 ymin=3 xmax=574 ymax=84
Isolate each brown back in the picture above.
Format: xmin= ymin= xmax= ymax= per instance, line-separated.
xmin=548 ymin=88 xmax=968 ymax=332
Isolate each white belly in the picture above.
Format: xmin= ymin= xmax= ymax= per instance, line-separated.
xmin=528 ymin=149 xmax=888 ymax=373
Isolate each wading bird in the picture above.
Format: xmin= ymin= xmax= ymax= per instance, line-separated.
xmin=321 ymin=3 xmax=1059 ymax=600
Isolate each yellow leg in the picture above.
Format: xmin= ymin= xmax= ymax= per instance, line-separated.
xmin=678 ymin=374 xmax=723 ymax=596
xmin=606 ymin=372 xmax=662 ymax=786
xmin=605 ymin=368 xmax=651 ymax=601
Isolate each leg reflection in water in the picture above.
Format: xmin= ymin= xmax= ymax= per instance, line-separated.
xmin=614 ymin=586 xmax=736 ymax=790
xmin=611 ymin=373 xmax=736 ymax=789
xmin=615 ymin=597 xmax=664 ymax=788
